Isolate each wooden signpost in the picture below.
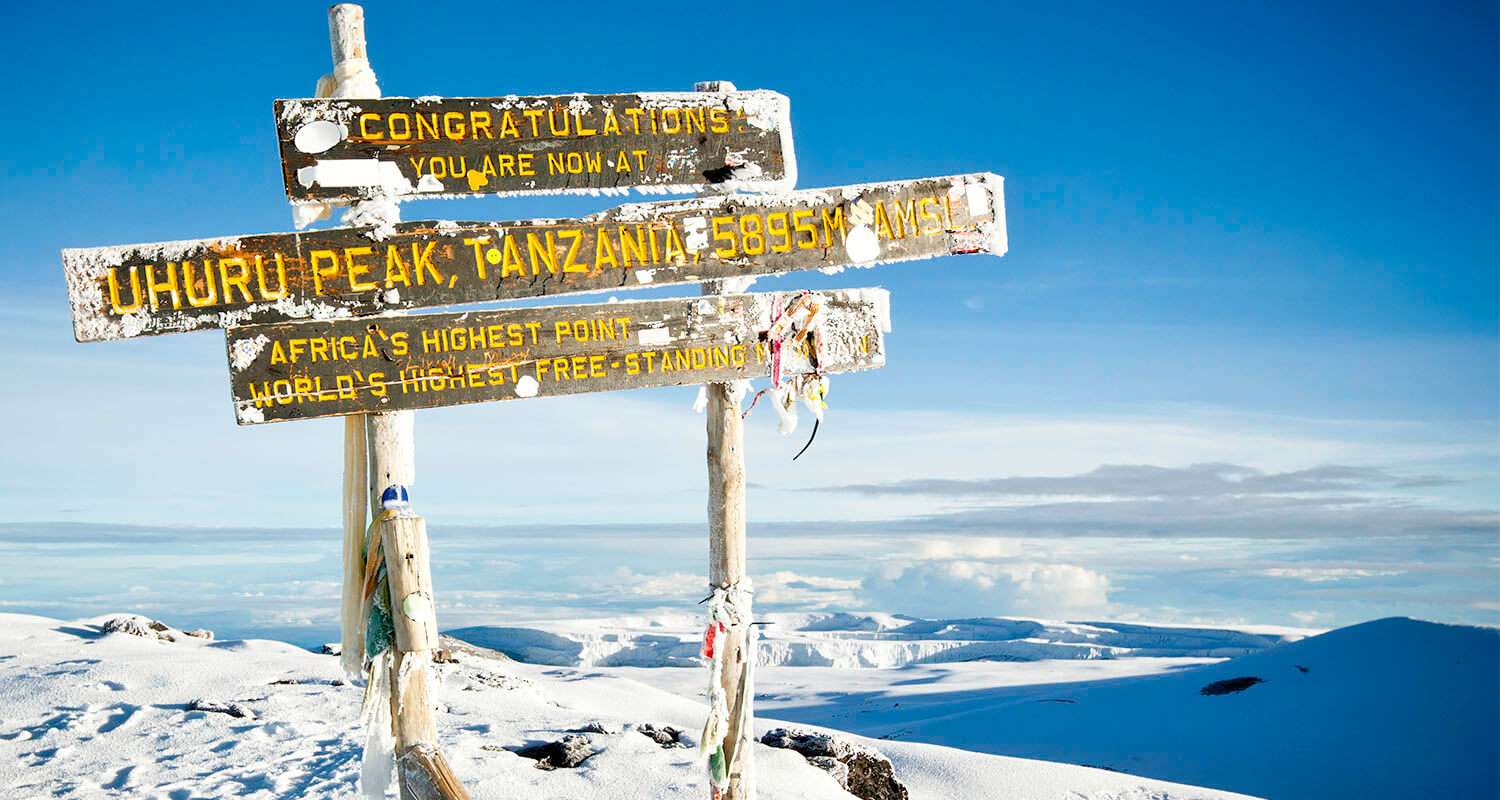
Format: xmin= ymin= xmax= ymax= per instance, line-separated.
xmin=225 ymin=288 xmax=889 ymax=424
xmin=57 ymin=4 xmax=1008 ymax=799
xmin=276 ymin=92 xmax=794 ymax=203
xmin=62 ymin=174 xmax=1002 ymax=342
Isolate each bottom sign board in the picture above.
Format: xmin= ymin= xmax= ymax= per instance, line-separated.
xmin=226 ymin=288 xmax=890 ymax=424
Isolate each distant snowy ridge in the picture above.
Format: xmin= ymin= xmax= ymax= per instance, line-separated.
xmin=447 ymin=613 xmax=1306 ymax=668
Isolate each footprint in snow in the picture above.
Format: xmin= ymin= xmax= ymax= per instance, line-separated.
xmin=100 ymin=764 xmax=136 ymax=791
xmin=97 ymin=703 xmax=139 ymax=734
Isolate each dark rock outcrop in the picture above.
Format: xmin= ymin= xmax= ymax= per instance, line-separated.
xmin=761 ymin=727 xmax=908 ymax=800
xmin=1200 ymin=676 xmax=1264 ymax=696
xmin=188 ymin=699 xmax=255 ymax=719
xmin=515 ymin=735 xmax=595 ymax=770
xmin=637 ymin=723 xmax=686 ymax=748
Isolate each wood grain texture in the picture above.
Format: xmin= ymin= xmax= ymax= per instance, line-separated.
xmin=705 ymin=381 xmax=751 ymax=800
xmin=382 ymin=515 xmax=438 ymax=653
xmin=63 ymin=174 xmax=1001 ymax=342
xmin=225 ymin=288 xmax=889 ymax=425
xmin=274 ymin=92 xmax=795 ymax=203
xmin=397 ymin=745 xmax=470 ymax=800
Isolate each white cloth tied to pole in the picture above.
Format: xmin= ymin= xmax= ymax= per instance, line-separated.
xmin=736 ymin=291 xmax=832 ymax=436
xmin=699 ymin=581 xmax=754 ymax=795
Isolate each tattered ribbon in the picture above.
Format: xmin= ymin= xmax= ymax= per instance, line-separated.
xmin=742 ymin=292 xmax=832 ymax=459
xmin=699 ymin=583 xmax=755 ymax=797
xmin=356 ymin=496 xmax=409 ymax=799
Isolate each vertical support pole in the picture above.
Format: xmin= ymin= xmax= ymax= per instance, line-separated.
xmin=698 ymin=79 xmax=755 ymax=800
xmin=704 ymin=381 xmax=753 ymax=800
xmin=322 ymin=6 xmax=467 ymax=800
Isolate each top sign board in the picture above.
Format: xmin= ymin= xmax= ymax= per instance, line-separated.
xmin=275 ymin=91 xmax=796 ymax=203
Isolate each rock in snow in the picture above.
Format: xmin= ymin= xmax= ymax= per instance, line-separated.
xmin=637 ymin=722 xmax=686 ymax=748
xmin=100 ymin=615 xmax=169 ymax=641
xmin=514 ymin=734 xmax=596 ymax=770
xmin=1199 ymin=676 xmax=1264 ymax=696
xmin=188 ymin=699 xmax=255 ymax=719
xmin=761 ymin=727 xmax=908 ymax=800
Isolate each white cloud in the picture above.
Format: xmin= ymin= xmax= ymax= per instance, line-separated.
xmin=1291 ymin=610 xmax=1328 ymax=625
xmin=755 ymin=571 xmax=862 ymax=608
xmin=1260 ymin=567 xmax=1406 ymax=583
xmin=615 ymin=567 xmax=862 ymax=610
xmin=912 ymin=537 xmax=1023 ymax=560
xmin=864 ymin=560 xmax=1111 ymax=619
xmin=617 ymin=569 xmax=701 ymax=600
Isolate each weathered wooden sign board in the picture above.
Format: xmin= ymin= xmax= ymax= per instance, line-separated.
xmin=225 ymin=288 xmax=889 ymax=424
xmin=275 ymin=91 xmax=795 ymax=203
xmin=63 ymin=173 xmax=1003 ymax=343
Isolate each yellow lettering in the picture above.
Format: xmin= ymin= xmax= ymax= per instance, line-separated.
xmin=346 ymin=246 xmax=377 ymax=291
xmin=218 ymin=257 xmax=254 ymax=303
xmin=559 ymin=230 xmax=588 ymax=272
xmin=411 ymin=242 xmax=441 ymax=286
xmin=182 ymin=259 xmax=219 ymax=308
xmin=593 ymin=229 xmax=619 ymax=269
xmin=309 ymin=249 xmax=340 ymax=295
xmin=146 ymin=263 xmax=181 ymax=310
xmin=106 ymin=266 xmax=143 ymax=314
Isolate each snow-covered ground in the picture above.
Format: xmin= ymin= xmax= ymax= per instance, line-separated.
xmin=3 ymin=612 xmax=1495 ymax=800
xmin=450 ymin=613 xmax=1500 ymax=800
xmin=0 ymin=612 xmax=1261 ymax=800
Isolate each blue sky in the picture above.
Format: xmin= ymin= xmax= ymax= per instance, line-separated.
xmin=0 ymin=1 xmax=1495 ymax=639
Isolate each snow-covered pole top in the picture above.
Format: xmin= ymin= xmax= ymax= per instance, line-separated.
xmin=295 ymin=4 xmax=381 ymax=227
xmin=325 ymin=4 xmax=380 ymax=98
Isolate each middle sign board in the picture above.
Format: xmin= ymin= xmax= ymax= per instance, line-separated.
xmin=226 ymin=288 xmax=890 ymax=425
xmin=63 ymin=173 xmax=1004 ymax=343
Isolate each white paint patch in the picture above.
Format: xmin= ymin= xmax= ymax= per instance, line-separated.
xmin=400 ymin=591 xmax=434 ymax=622
xmin=236 ymin=405 xmax=266 ymax=425
xmin=297 ymin=159 xmax=410 ymax=191
xmin=638 ymin=327 xmax=672 ymax=346
xmin=634 ymin=269 xmax=655 ymax=284
xmin=514 ymin=375 xmax=539 ymax=398
xmin=845 ymin=225 xmax=880 ymax=263
xmin=848 ymin=199 xmax=875 ymax=226
xmin=229 ymin=334 xmax=270 ymax=371
xmin=967 ymin=181 xmax=991 ymax=218
xmin=293 ymin=120 xmax=344 ymax=154
xmin=683 ymin=216 xmax=709 ymax=251
xmin=416 ymin=174 xmax=444 ymax=192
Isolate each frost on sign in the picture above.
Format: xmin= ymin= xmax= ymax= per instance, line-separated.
xmin=61 ymin=174 xmax=1004 ymax=343
xmin=274 ymin=91 xmax=796 ymax=203
xmin=224 ymin=288 xmax=890 ymax=424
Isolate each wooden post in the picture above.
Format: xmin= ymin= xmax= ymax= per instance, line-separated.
xmin=323 ymin=6 xmax=467 ymax=800
xmin=698 ymin=79 xmax=756 ymax=800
